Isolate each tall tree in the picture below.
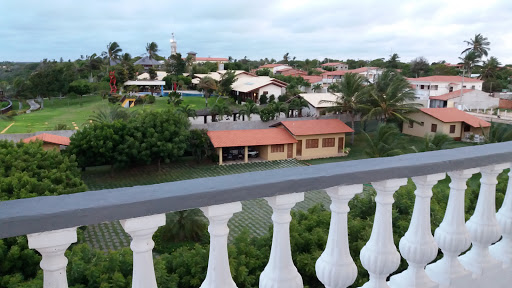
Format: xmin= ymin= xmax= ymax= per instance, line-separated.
xmin=197 ymin=76 xmax=217 ymax=107
xmin=217 ymin=70 xmax=238 ymax=96
xmin=461 ymin=33 xmax=490 ymax=58
xmin=386 ymin=53 xmax=400 ymax=69
xmin=211 ymin=101 xmax=232 ymax=121
xmin=12 ymin=77 xmax=27 ymax=110
xmin=320 ymin=73 xmax=367 ymax=144
xmin=459 ymin=51 xmax=480 ymax=76
xmin=146 ymin=42 xmax=159 ymax=59
xmin=167 ymin=52 xmax=186 ymax=75
xmin=105 ymin=42 xmax=123 ymax=66
xmin=312 ymin=83 xmax=322 ymax=93
xmin=409 ymin=57 xmax=430 ymax=77
xmin=363 ymin=123 xmax=404 ymax=158
xmin=480 ymin=56 xmax=501 ymax=80
xmin=239 ymin=101 xmax=259 ymax=121
xmin=361 ymin=70 xmax=421 ymax=122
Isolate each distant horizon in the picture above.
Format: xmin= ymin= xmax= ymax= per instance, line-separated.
xmin=2 ymin=0 xmax=512 ymax=64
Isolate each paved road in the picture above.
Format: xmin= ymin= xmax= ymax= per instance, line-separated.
xmin=26 ymin=99 xmax=40 ymax=113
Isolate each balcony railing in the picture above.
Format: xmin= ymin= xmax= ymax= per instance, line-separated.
xmin=1 ymin=142 xmax=512 ymax=288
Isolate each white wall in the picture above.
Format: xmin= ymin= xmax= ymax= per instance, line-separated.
xmin=411 ymin=81 xmax=483 ymax=98
xmin=272 ymin=65 xmax=291 ymax=74
xmin=258 ymin=84 xmax=284 ymax=98
xmin=449 ymin=90 xmax=500 ymax=110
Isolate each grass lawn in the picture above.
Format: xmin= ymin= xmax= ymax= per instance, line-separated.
xmin=0 ymin=94 xmax=222 ymax=134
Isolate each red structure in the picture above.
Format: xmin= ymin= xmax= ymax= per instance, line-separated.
xmin=109 ymin=71 xmax=117 ymax=94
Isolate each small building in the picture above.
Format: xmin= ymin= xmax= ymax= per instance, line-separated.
xmin=429 ymin=89 xmax=499 ymax=110
xmin=257 ymin=64 xmax=292 ymax=74
xmin=124 ymin=80 xmax=166 ymax=96
xmin=22 ymin=133 xmax=70 ymax=151
xmin=230 ymin=76 xmax=288 ymax=103
xmin=403 ymin=108 xmax=491 ymax=141
xmin=208 ymin=119 xmax=353 ymax=164
xmin=134 ymin=56 xmax=161 ymax=70
xmin=321 ymin=62 xmax=348 ymax=71
xmin=272 ymin=119 xmax=353 ymax=160
xmin=407 ymin=76 xmax=484 ymax=104
xmin=297 ymin=93 xmax=340 ymax=116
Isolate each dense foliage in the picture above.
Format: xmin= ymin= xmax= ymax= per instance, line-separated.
xmin=67 ymin=109 xmax=190 ymax=168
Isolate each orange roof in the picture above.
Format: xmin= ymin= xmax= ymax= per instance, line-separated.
xmin=279 ymin=69 xmax=307 ymax=76
xmin=321 ymin=62 xmax=345 ymax=66
xmin=407 ymin=76 xmax=482 ymax=83
xmin=322 ymin=70 xmax=352 ymax=77
xmin=259 ymin=64 xmax=286 ymax=68
xmin=277 ymin=119 xmax=354 ymax=136
xmin=22 ymin=133 xmax=71 ymax=146
xmin=420 ymin=108 xmax=491 ymax=128
xmin=301 ymin=75 xmax=323 ymax=84
xmin=207 ymin=128 xmax=297 ymax=148
xmin=429 ymin=89 xmax=473 ymax=101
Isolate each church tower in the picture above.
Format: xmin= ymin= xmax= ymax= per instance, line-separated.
xmin=170 ymin=33 xmax=177 ymax=56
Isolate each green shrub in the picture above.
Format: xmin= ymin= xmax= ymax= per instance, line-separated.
xmin=5 ymin=110 xmax=17 ymax=118
xmin=146 ymin=95 xmax=156 ymax=104
xmin=259 ymin=94 xmax=268 ymax=105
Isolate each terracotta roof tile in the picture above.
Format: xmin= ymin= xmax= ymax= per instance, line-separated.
xmin=429 ymin=89 xmax=473 ymax=101
xmin=207 ymin=128 xmax=297 ymax=148
xmin=420 ymin=108 xmax=491 ymax=128
xmin=22 ymin=133 xmax=71 ymax=146
xmin=277 ymin=119 xmax=354 ymax=135
xmin=321 ymin=62 xmax=346 ymax=66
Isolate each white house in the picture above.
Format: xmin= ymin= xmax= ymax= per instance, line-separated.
xmin=429 ymin=89 xmax=499 ymax=110
xmin=258 ymin=64 xmax=292 ymax=74
xmin=321 ymin=67 xmax=383 ymax=84
xmin=321 ymin=62 xmax=348 ymax=71
xmin=231 ymin=76 xmax=287 ymax=102
xmin=408 ymin=76 xmax=484 ymax=101
xmin=298 ymin=93 xmax=340 ymax=116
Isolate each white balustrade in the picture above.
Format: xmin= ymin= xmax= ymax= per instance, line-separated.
xmin=316 ymin=184 xmax=363 ymax=288
xmin=359 ymin=178 xmax=407 ymax=288
xmin=120 ymin=214 xmax=166 ymax=288
xmin=27 ymin=227 xmax=77 ymax=288
xmin=459 ymin=164 xmax=507 ymax=277
xmin=426 ymin=169 xmax=478 ymax=287
xmin=200 ymin=202 xmax=242 ymax=288
xmin=490 ymin=163 xmax=512 ymax=268
xmin=260 ymin=193 xmax=304 ymax=288
xmin=389 ymin=173 xmax=445 ymax=288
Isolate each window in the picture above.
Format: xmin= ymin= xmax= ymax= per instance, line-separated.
xmin=471 ymin=85 xmax=475 ymax=89
xmin=263 ymin=91 xmax=269 ymax=95
xmin=271 ymin=144 xmax=284 ymax=153
xmin=420 ymin=85 xmax=425 ymax=89
xmin=322 ymin=138 xmax=335 ymax=147
xmin=431 ymin=124 xmax=437 ymax=132
xmin=462 ymin=85 xmax=467 ymax=88
xmin=450 ymin=125 xmax=456 ymax=133
xmin=408 ymin=120 xmax=414 ymax=128
xmin=306 ymin=139 xmax=319 ymax=149
xmin=420 ymin=122 xmax=425 ymax=126
xmin=449 ymin=87 xmax=454 ymax=92
xmin=431 ymin=85 xmax=438 ymax=90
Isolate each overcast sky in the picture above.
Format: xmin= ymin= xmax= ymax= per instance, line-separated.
xmin=2 ymin=0 xmax=512 ymax=64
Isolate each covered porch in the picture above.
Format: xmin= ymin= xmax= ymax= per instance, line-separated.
xmin=124 ymin=80 xmax=165 ymax=96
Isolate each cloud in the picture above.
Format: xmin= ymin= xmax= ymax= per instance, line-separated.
xmin=1 ymin=0 xmax=511 ymax=64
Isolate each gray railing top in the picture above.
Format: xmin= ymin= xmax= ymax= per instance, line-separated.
xmin=1 ymin=142 xmax=511 ymax=238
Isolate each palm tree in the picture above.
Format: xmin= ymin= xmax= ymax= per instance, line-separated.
xmin=312 ymin=83 xmax=322 ymax=93
xmin=197 ymin=76 xmax=217 ymax=107
xmin=360 ymin=70 xmax=421 ymax=123
xmin=271 ymin=101 xmax=287 ymax=118
xmin=482 ymin=122 xmax=512 ymax=143
xmin=461 ymin=33 xmax=491 ymax=58
xmin=320 ymin=73 xmax=367 ymax=144
xmin=88 ymin=105 xmax=133 ymax=124
xmin=480 ymin=56 xmax=501 ymax=80
xmin=459 ymin=51 xmax=481 ymax=77
xmin=177 ymin=104 xmax=197 ymax=119
xmin=105 ymin=42 xmax=122 ymax=66
xmin=412 ymin=133 xmax=454 ymax=152
xmin=288 ymin=97 xmax=309 ymax=117
xmin=146 ymin=42 xmax=159 ymax=59
xmin=211 ymin=101 xmax=232 ymax=121
xmin=12 ymin=77 xmax=26 ymax=110
xmin=363 ymin=123 xmax=404 ymax=158
xmin=159 ymin=209 xmax=207 ymax=242
xmin=239 ymin=101 xmax=259 ymax=121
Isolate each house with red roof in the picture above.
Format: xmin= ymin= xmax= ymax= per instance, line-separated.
xmin=207 ymin=119 xmax=353 ymax=164
xmin=429 ymin=89 xmax=499 ymax=110
xmin=257 ymin=64 xmax=292 ymax=74
xmin=408 ymin=76 xmax=484 ymax=107
xmin=402 ymin=108 xmax=491 ymax=141
xmin=321 ymin=62 xmax=348 ymax=71
xmin=22 ymin=133 xmax=71 ymax=151
xmin=321 ymin=67 xmax=382 ymax=84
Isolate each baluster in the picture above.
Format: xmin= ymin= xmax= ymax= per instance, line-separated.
xmin=490 ymin=163 xmax=512 ymax=268
xmin=121 ymin=214 xmax=165 ymax=288
xmin=200 ymin=202 xmax=242 ymax=288
xmin=260 ymin=193 xmax=304 ymax=288
xmin=359 ymin=178 xmax=407 ymax=288
xmin=316 ymin=184 xmax=363 ymax=288
xmin=460 ymin=164 xmax=508 ymax=276
xmin=426 ymin=169 xmax=477 ymax=287
xmin=27 ymin=227 xmax=77 ymax=288
xmin=388 ymin=173 xmax=445 ymax=288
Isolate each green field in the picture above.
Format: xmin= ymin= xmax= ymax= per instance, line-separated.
xmin=0 ymin=95 xmax=212 ymax=134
